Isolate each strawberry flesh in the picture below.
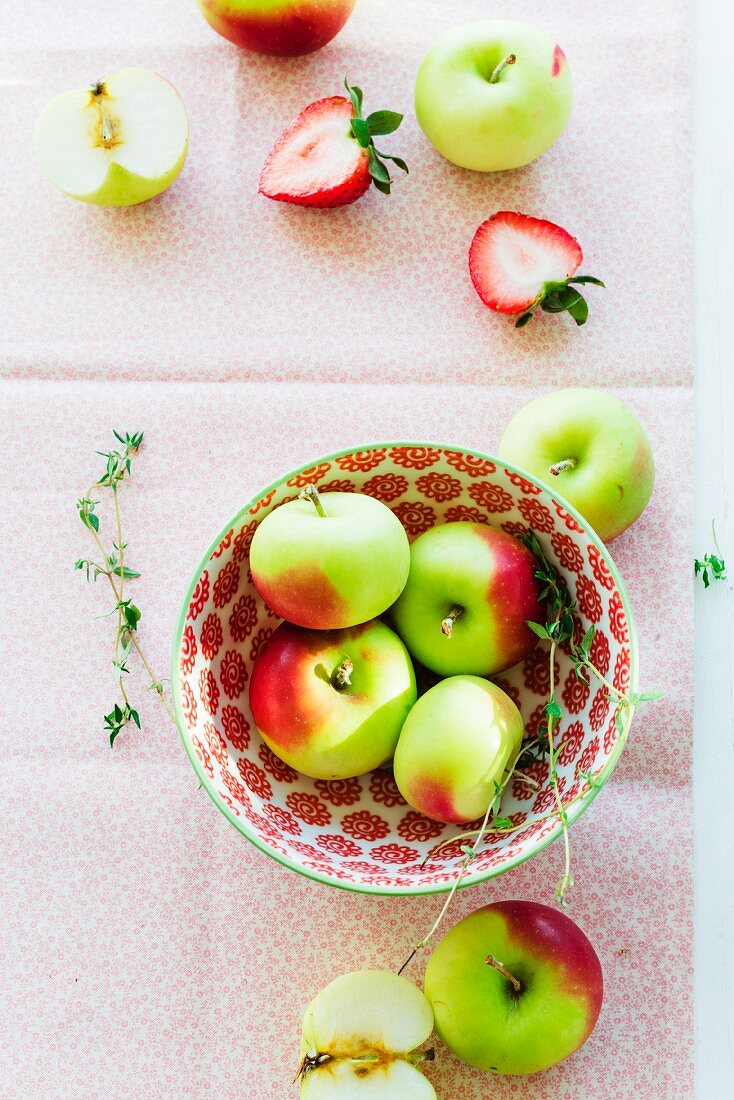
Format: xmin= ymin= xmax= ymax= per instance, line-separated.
xmin=259 ymin=96 xmax=370 ymax=208
xmin=469 ymin=212 xmax=583 ymax=314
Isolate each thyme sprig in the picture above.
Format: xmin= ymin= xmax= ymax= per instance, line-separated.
xmin=694 ymin=521 xmax=727 ymax=589
xmin=399 ymin=529 xmax=662 ymax=973
xmin=76 ymin=431 xmax=174 ymax=746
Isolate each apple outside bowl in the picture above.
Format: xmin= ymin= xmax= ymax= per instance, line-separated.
xmin=172 ymin=443 xmax=638 ymax=896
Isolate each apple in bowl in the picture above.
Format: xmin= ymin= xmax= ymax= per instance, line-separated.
xmin=195 ymin=0 xmax=357 ymax=56
xmin=249 ymin=619 xmax=416 ymax=780
xmin=391 ymin=522 xmax=544 ymax=677
xmin=250 ymin=486 xmax=410 ymax=629
xmin=393 ymin=676 xmax=524 ymax=823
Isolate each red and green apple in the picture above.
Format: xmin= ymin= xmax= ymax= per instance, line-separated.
xmin=195 ymin=0 xmax=357 ymax=57
xmin=424 ymin=900 xmax=603 ymax=1074
xmin=249 ymin=619 xmax=416 ymax=779
xmin=391 ymin=522 xmax=543 ymax=677
xmin=299 ymin=970 xmax=436 ymax=1097
xmin=393 ymin=675 xmax=523 ymax=824
xmin=250 ymin=486 xmax=410 ymax=630
xmin=33 ymin=68 xmax=189 ymax=206
xmin=498 ymin=389 xmax=655 ymax=541
xmin=414 ymin=20 xmax=572 ymax=172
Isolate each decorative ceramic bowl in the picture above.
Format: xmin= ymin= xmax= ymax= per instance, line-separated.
xmin=172 ymin=443 xmax=637 ymax=896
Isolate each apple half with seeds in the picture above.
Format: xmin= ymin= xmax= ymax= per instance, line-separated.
xmin=298 ymin=970 xmax=436 ymax=1098
xmin=33 ymin=67 xmax=189 ymax=206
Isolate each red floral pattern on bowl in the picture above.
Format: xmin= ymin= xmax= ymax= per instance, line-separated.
xmin=173 ymin=444 xmax=638 ymax=895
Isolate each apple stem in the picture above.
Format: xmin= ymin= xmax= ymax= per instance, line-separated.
xmin=299 ymin=483 xmax=327 ymax=517
xmin=331 ymin=657 xmax=353 ymax=690
xmin=485 ymin=955 xmax=522 ymax=992
xmin=488 ymin=54 xmax=517 ymax=84
xmin=441 ymin=606 xmax=463 ymax=638
xmin=549 ymin=458 xmax=577 ymax=477
xmin=407 ymin=1048 xmax=435 ymax=1066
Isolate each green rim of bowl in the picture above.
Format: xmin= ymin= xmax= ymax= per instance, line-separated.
xmin=171 ymin=441 xmax=639 ymax=897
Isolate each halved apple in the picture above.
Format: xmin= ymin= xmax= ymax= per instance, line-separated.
xmin=33 ymin=67 xmax=189 ymax=206
xmin=298 ymin=970 xmax=436 ymax=1097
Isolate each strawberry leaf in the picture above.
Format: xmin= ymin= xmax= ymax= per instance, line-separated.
xmin=368 ymin=147 xmax=392 ymax=186
xmin=569 ymin=275 xmax=605 ymax=287
xmin=349 ymin=117 xmax=371 ymax=148
xmin=344 ymin=78 xmax=363 ymax=116
xmin=366 ymin=110 xmax=403 ymax=135
xmin=567 ymin=292 xmax=589 ymax=326
xmin=375 ymin=150 xmax=409 ymax=174
xmin=526 ymin=275 xmax=603 ymax=327
xmin=343 ymin=76 xmax=407 ymax=197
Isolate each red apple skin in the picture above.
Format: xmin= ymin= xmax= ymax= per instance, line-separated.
xmin=253 ymin=558 xmax=350 ymax=629
xmin=195 ymin=0 xmax=357 ymax=57
xmin=249 ymin=619 xmax=416 ymax=779
xmin=424 ymin=900 xmax=603 ymax=1075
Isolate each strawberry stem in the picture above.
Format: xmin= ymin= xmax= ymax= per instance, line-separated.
xmin=488 ymin=54 xmax=516 ymax=83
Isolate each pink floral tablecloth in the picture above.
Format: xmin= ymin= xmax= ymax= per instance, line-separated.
xmin=1 ymin=2 xmax=692 ymax=1097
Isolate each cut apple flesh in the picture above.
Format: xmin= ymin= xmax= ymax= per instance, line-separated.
xmin=33 ymin=67 xmax=188 ymax=204
xmin=299 ymin=971 xmax=435 ymax=1098
xmin=300 ymin=1056 xmax=437 ymax=1098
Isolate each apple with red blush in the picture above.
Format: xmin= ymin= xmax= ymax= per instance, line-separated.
xmin=391 ymin=522 xmax=544 ymax=677
xmin=194 ymin=0 xmax=357 ymax=57
xmin=249 ymin=618 xmax=416 ymax=779
xmin=250 ymin=485 xmax=410 ymax=630
xmin=393 ymin=675 xmax=523 ymax=823
xmin=499 ymin=389 xmax=655 ymax=542
xmin=424 ymin=900 xmax=603 ymax=1074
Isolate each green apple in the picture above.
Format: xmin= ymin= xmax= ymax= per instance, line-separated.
xmin=414 ymin=21 xmax=572 ymax=172
xmin=391 ymin=522 xmax=543 ymax=678
xmin=393 ymin=676 xmax=523 ymax=823
xmin=248 ymin=619 xmax=416 ymax=779
xmin=33 ymin=68 xmax=189 ymax=206
xmin=250 ymin=486 xmax=410 ymax=630
xmin=424 ymin=901 xmax=603 ymax=1075
xmin=299 ymin=971 xmax=436 ymax=1097
xmin=195 ymin=0 xmax=357 ymax=57
xmin=498 ymin=389 xmax=655 ymax=541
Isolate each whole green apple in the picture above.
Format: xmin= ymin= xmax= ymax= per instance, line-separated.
xmin=498 ymin=389 xmax=655 ymax=541
xmin=248 ymin=619 xmax=416 ymax=779
xmin=393 ymin=676 xmax=523 ymax=823
xmin=391 ymin=522 xmax=543 ymax=677
xmin=299 ymin=970 xmax=436 ymax=1097
xmin=424 ymin=901 xmax=603 ymax=1074
xmin=250 ymin=486 xmax=410 ymax=629
xmin=414 ymin=20 xmax=572 ymax=172
xmin=195 ymin=0 xmax=357 ymax=56
xmin=33 ymin=68 xmax=189 ymax=206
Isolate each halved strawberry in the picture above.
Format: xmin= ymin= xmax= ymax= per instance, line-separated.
xmin=469 ymin=212 xmax=604 ymax=327
xmin=259 ymin=80 xmax=408 ymax=209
